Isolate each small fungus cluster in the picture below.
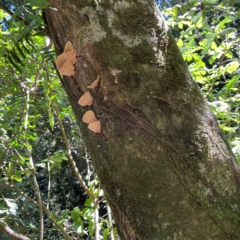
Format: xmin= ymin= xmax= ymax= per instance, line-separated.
xmin=56 ymin=42 xmax=100 ymax=133
xmin=78 ymin=83 xmax=100 ymax=133
xmin=56 ymin=41 xmax=76 ymax=76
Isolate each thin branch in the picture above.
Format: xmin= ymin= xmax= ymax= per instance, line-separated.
xmin=23 ymin=87 xmax=44 ymax=240
xmin=14 ymin=149 xmax=39 ymax=203
xmin=32 ymin=58 xmax=44 ymax=97
xmin=36 ymin=128 xmax=64 ymax=140
xmin=0 ymin=221 xmax=30 ymax=240
xmin=0 ymin=2 xmax=28 ymax=25
xmin=46 ymin=162 xmax=51 ymax=209
xmin=0 ymin=2 xmax=45 ymax=33
xmin=107 ymin=204 xmax=115 ymax=240
xmin=52 ymin=102 xmax=96 ymax=200
xmin=94 ymin=184 xmax=100 ymax=240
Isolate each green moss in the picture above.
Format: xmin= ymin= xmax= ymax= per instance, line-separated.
xmin=93 ymin=35 xmax=133 ymax=68
xmin=97 ymin=11 xmax=110 ymax=29
xmin=98 ymin=1 xmax=113 ymax=11
xmin=66 ymin=0 xmax=96 ymax=8
xmin=129 ymin=40 xmax=156 ymax=64
xmin=111 ymin=4 xmax=156 ymax=36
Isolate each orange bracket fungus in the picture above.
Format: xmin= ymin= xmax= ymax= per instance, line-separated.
xmin=82 ymin=111 xmax=101 ymax=133
xmin=64 ymin=41 xmax=74 ymax=52
xmin=87 ymin=75 xmax=99 ymax=89
xmin=82 ymin=110 xmax=97 ymax=123
xmin=78 ymin=92 xmax=93 ymax=106
xmin=56 ymin=41 xmax=76 ymax=76
xmin=88 ymin=120 xmax=101 ymax=133
xmin=57 ymin=60 xmax=75 ymax=76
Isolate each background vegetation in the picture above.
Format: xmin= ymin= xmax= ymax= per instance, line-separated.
xmin=0 ymin=0 xmax=239 ymax=239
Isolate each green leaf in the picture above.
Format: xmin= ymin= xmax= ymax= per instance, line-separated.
xmin=84 ymin=198 xmax=93 ymax=208
xmin=225 ymin=52 xmax=233 ymax=59
xmin=71 ymin=207 xmax=80 ymax=222
xmin=88 ymin=221 xmax=94 ymax=237
xmin=181 ymin=5 xmax=187 ymax=14
xmin=15 ymin=43 xmax=26 ymax=59
xmin=35 ymin=162 xmax=46 ymax=168
xmin=27 ymin=14 xmax=44 ymax=24
xmin=12 ymin=171 xmax=22 ymax=182
xmin=220 ymin=28 xmax=236 ymax=36
xmin=178 ymin=21 xmax=183 ymax=29
xmin=103 ymin=228 xmax=109 ymax=240
xmin=225 ymin=61 xmax=239 ymax=74
xmin=8 ymin=162 xmax=13 ymax=175
xmin=173 ymin=6 xmax=178 ymax=18
xmin=192 ymin=12 xmax=202 ymax=24
xmin=210 ymin=41 xmax=217 ymax=50
xmin=7 ymin=55 xmax=22 ymax=73
xmin=226 ymin=74 xmax=240 ymax=90
xmin=73 ymin=219 xmax=84 ymax=236
xmin=61 ymin=209 xmax=69 ymax=218
xmin=11 ymin=48 xmax=25 ymax=67
xmin=177 ymin=39 xmax=183 ymax=47
xmin=25 ymin=0 xmax=49 ymax=9
xmin=202 ymin=10 xmax=206 ymax=19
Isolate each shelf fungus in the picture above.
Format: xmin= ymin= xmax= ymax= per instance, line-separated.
xmin=88 ymin=120 xmax=101 ymax=133
xmin=82 ymin=111 xmax=101 ymax=133
xmin=87 ymin=75 xmax=99 ymax=89
xmin=56 ymin=41 xmax=76 ymax=76
xmin=82 ymin=110 xmax=97 ymax=123
xmin=78 ymin=92 xmax=93 ymax=106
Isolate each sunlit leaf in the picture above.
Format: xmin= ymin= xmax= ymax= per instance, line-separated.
xmin=71 ymin=207 xmax=81 ymax=222
xmin=12 ymin=171 xmax=22 ymax=182
xmin=225 ymin=61 xmax=239 ymax=74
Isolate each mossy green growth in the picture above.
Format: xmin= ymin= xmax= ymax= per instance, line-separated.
xmin=64 ymin=0 xmax=96 ymax=9
xmin=93 ymin=35 xmax=134 ymax=69
xmin=111 ymin=4 xmax=156 ymax=36
xmin=129 ymin=40 xmax=156 ymax=65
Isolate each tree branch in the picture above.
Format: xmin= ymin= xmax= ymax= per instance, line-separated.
xmin=0 ymin=3 xmax=29 ymax=26
xmin=22 ymin=87 xmax=44 ymax=240
xmin=53 ymin=102 xmax=96 ymax=200
xmin=0 ymin=221 xmax=30 ymax=240
xmin=0 ymin=2 xmax=45 ymax=33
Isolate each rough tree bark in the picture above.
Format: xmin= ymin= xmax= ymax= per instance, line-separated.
xmin=44 ymin=1 xmax=240 ymax=239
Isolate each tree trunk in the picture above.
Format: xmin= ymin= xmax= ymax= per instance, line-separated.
xmin=44 ymin=1 xmax=240 ymax=239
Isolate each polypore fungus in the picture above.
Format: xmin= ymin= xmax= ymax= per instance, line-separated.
xmin=88 ymin=120 xmax=101 ymax=133
xmin=82 ymin=110 xmax=97 ymax=123
xmin=87 ymin=76 xmax=99 ymax=89
xmin=78 ymin=92 xmax=93 ymax=106
xmin=57 ymin=60 xmax=75 ymax=76
xmin=56 ymin=41 xmax=76 ymax=76
xmin=64 ymin=41 xmax=75 ymax=52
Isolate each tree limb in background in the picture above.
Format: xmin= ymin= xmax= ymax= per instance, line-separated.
xmin=0 ymin=2 xmax=29 ymax=26
xmin=0 ymin=2 xmax=45 ymax=33
xmin=22 ymin=87 xmax=44 ymax=240
xmin=0 ymin=221 xmax=30 ymax=240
